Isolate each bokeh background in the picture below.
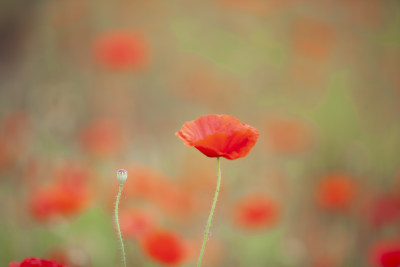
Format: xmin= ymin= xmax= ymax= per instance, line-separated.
xmin=1 ymin=0 xmax=400 ymax=266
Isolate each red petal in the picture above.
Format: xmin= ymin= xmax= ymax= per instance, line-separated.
xmin=176 ymin=114 xmax=259 ymax=160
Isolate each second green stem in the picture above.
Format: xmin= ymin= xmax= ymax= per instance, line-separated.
xmin=197 ymin=157 xmax=222 ymax=267
xmin=115 ymin=183 xmax=126 ymax=267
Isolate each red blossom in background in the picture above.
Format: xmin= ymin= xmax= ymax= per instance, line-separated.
xmin=141 ymin=229 xmax=188 ymax=266
xmin=30 ymin=164 xmax=91 ymax=221
xmin=175 ymin=114 xmax=259 ymax=160
xmin=93 ymin=31 xmax=150 ymax=70
xmin=315 ymin=173 xmax=357 ymax=211
xmin=234 ymin=195 xmax=280 ymax=229
xmin=369 ymin=239 xmax=400 ymax=267
xmin=9 ymin=257 xmax=65 ymax=267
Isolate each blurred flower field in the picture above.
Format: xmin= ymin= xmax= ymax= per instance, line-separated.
xmin=0 ymin=0 xmax=400 ymax=266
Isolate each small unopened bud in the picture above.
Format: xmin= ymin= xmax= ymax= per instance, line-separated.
xmin=117 ymin=169 xmax=128 ymax=184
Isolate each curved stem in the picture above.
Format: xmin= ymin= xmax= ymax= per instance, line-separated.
xmin=115 ymin=184 xmax=127 ymax=267
xmin=197 ymin=157 xmax=222 ymax=267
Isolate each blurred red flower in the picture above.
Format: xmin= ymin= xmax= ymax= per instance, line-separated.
xmin=30 ymin=164 xmax=91 ymax=221
xmin=141 ymin=229 xmax=188 ymax=266
xmin=175 ymin=114 xmax=259 ymax=160
xmin=234 ymin=195 xmax=280 ymax=229
xmin=265 ymin=117 xmax=313 ymax=155
xmin=79 ymin=118 xmax=123 ymax=157
xmin=369 ymin=239 xmax=400 ymax=267
xmin=93 ymin=31 xmax=150 ymax=70
xmin=315 ymin=173 xmax=357 ymax=211
xmin=9 ymin=257 xmax=65 ymax=267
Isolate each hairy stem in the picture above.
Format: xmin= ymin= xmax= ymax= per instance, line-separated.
xmin=197 ymin=157 xmax=222 ymax=267
xmin=115 ymin=183 xmax=126 ymax=267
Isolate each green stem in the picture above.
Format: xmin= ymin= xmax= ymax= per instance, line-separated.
xmin=115 ymin=183 xmax=127 ymax=267
xmin=197 ymin=157 xmax=222 ymax=267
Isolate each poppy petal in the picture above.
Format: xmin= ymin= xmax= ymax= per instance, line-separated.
xmin=176 ymin=114 xmax=259 ymax=160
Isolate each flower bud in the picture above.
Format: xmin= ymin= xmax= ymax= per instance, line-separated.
xmin=117 ymin=169 xmax=128 ymax=184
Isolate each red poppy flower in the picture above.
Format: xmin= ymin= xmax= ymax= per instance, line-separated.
xmin=234 ymin=195 xmax=280 ymax=229
xmin=93 ymin=31 xmax=150 ymax=70
xmin=30 ymin=184 xmax=90 ymax=220
xmin=142 ymin=229 xmax=188 ymax=266
xmin=175 ymin=114 xmax=259 ymax=160
xmin=30 ymin=164 xmax=91 ymax=220
xmin=369 ymin=239 xmax=400 ymax=267
xmin=9 ymin=257 xmax=65 ymax=267
xmin=315 ymin=173 xmax=357 ymax=211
